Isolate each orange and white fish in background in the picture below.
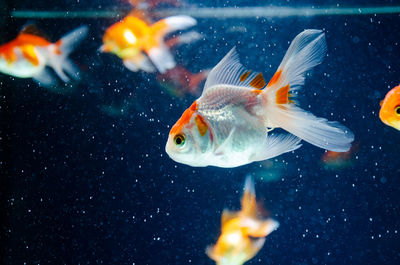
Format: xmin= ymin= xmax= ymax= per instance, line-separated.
xmin=0 ymin=25 xmax=88 ymax=87
xmin=206 ymin=176 xmax=279 ymax=265
xmin=379 ymin=85 xmax=400 ymax=131
xmin=100 ymin=14 xmax=196 ymax=73
xmin=165 ymin=29 xmax=354 ymax=168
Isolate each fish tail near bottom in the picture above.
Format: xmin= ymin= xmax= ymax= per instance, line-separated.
xmin=35 ymin=25 xmax=88 ymax=86
xmin=263 ymin=29 xmax=354 ymax=152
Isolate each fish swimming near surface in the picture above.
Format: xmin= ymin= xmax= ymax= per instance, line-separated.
xmin=379 ymin=85 xmax=400 ymax=131
xmin=0 ymin=24 xmax=88 ymax=87
xmin=100 ymin=14 xmax=196 ymax=73
xmin=206 ymin=176 xmax=279 ymax=265
xmin=165 ymin=29 xmax=354 ymax=168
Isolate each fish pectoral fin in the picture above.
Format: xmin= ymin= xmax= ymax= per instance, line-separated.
xmin=250 ymin=133 xmax=302 ymax=162
xmin=214 ymin=127 xmax=236 ymax=156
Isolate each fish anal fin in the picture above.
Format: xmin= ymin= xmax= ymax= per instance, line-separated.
xmin=249 ymin=72 xmax=266 ymax=89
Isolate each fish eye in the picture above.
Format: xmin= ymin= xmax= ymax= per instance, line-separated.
xmin=174 ymin=134 xmax=186 ymax=147
xmin=395 ymin=106 xmax=400 ymax=116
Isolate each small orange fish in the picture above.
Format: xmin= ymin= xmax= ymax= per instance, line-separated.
xmin=101 ymin=14 xmax=196 ymax=73
xmin=0 ymin=24 xmax=88 ymax=87
xmin=206 ymin=176 xmax=279 ymax=265
xmin=157 ymin=65 xmax=209 ymax=97
xmin=379 ymin=85 xmax=400 ymax=131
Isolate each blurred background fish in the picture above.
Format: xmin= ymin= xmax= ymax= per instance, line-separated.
xmin=206 ymin=176 xmax=279 ymax=265
xmin=100 ymin=13 xmax=196 ymax=73
xmin=0 ymin=24 xmax=88 ymax=88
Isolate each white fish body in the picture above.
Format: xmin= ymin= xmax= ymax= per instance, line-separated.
xmin=165 ymin=29 xmax=354 ymax=168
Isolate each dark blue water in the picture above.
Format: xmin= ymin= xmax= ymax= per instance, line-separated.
xmin=1 ymin=1 xmax=400 ymax=264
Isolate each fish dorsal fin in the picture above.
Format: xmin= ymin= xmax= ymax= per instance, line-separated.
xmin=202 ymin=47 xmax=266 ymax=95
xmin=221 ymin=209 xmax=238 ymax=225
xmin=20 ymin=24 xmax=50 ymax=40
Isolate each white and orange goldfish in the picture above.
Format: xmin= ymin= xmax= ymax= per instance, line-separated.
xmin=165 ymin=29 xmax=354 ymax=168
xmin=100 ymin=14 xmax=196 ymax=73
xmin=206 ymin=176 xmax=279 ymax=265
xmin=0 ymin=25 xmax=88 ymax=87
xmin=379 ymin=85 xmax=400 ymax=131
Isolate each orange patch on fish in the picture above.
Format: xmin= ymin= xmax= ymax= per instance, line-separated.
xmin=21 ymin=46 xmax=39 ymax=66
xmin=195 ymin=114 xmax=208 ymax=136
xmin=249 ymin=72 xmax=266 ymax=89
xmin=170 ymin=100 xmax=198 ymax=135
xmin=240 ymin=71 xmax=251 ymax=82
xmin=267 ymin=69 xmax=282 ymax=86
xmin=276 ymin=84 xmax=290 ymax=104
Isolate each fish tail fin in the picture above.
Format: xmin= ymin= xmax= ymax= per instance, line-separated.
xmin=263 ymin=29 xmax=354 ymax=152
xmin=47 ymin=25 xmax=88 ymax=82
xmin=148 ymin=16 xmax=196 ymax=73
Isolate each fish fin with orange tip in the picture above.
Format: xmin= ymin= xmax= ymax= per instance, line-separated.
xmin=263 ymin=30 xmax=354 ymax=152
xmin=201 ymin=47 xmax=266 ymax=98
xmin=46 ymin=25 xmax=88 ymax=82
xmin=250 ymin=133 xmax=302 ymax=163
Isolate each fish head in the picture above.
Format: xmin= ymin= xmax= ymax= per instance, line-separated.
xmin=379 ymin=85 xmax=400 ymax=131
xmin=166 ymin=101 xmax=213 ymax=166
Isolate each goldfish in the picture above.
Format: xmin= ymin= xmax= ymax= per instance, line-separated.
xmin=165 ymin=29 xmax=354 ymax=168
xmin=206 ymin=176 xmax=279 ymax=265
xmin=157 ymin=65 xmax=209 ymax=97
xmin=101 ymin=14 xmax=196 ymax=73
xmin=379 ymin=85 xmax=400 ymax=130
xmin=0 ymin=24 xmax=88 ymax=87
